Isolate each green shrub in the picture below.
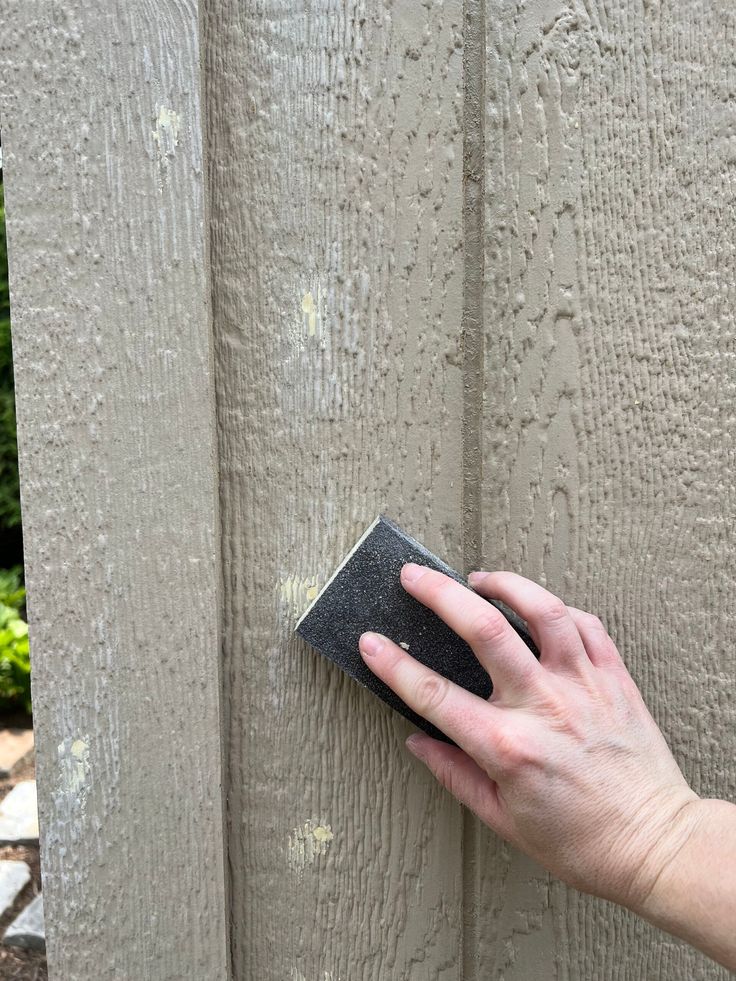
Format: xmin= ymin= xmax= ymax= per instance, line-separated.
xmin=0 ymin=180 xmax=21 ymax=532
xmin=0 ymin=566 xmax=31 ymax=714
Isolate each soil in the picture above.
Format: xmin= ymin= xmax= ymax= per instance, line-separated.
xmin=0 ymin=729 xmax=47 ymax=980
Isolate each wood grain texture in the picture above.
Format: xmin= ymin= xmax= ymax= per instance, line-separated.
xmin=3 ymin=0 xmax=732 ymax=977
xmin=205 ymin=2 xmax=468 ymax=978
xmin=0 ymin=3 xmax=229 ymax=979
xmin=477 ymin=1 xmax=736 ymax=978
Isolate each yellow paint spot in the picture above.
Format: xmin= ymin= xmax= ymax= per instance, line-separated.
xmin=280 ymin=576 xmax=319 ymax=616
xmin=287 ymin=819 xmax=334 ymax=874
xmin=300 ymin=281 xmax=327 ymax=338
xmin=312 ymin=825 xmax=333 ymax=844
xmin=302 ymin=291 xmax=317 ymax=336
xmin=57 ymin=735 xmax=90 ymax=806
xmin=152 ymin=106 xmax=181 ymax=156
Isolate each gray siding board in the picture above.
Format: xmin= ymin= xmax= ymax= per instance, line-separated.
xmin=477 ymin=2 xmax=736 ymax=977
xmin=0 ymin=2 xmax=229 ymax=978
xmin=205 ymin=1 xmax=468 ymax=978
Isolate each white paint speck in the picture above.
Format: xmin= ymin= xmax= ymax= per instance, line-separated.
xmin=152 ymin=106 xmax=180 ymax=157
xmin=287 ymin=819 xmax=334 ymax=874
xmin=299 ymin=281 xmax=326 ymax=339
xmin=291 ymin=967 xmax=342 ymax=980
xmin=57 ymin=735 xmax=91 ymax=811
xmin=279 ymin=576 xmax=319 ymax=616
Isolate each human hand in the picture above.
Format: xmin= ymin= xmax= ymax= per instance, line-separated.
xmin=358 ymin=565 xmax=700 ymax=911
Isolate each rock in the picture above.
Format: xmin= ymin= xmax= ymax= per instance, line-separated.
xmin=0 ymin=861 xmax=31 ymax=917
xmin=0 ymin=781 xmax=38 ymax=845
xmin=0 ymin=729 xmax=34 ymax=778
xmin=3 ymin=894 xmax=44 ymax=951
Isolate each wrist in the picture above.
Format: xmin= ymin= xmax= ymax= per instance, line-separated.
xmin=628 ymin=797 xmax=736 ymax=971
xmin=629 ymin=795 xmax=705 ymax=921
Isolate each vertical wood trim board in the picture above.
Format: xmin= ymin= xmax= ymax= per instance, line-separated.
xmin=0 ymin=2 xmax=230 ymax=979
xmin=206 ymin=1 xmax=467 ymax=977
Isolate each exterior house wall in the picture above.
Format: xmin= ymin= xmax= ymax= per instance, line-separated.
xmin=2 ymin=1 xmax=735 ymax=978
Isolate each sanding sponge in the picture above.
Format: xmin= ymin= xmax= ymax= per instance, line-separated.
xmin=295 ymin=515 xmax=538 ymax=743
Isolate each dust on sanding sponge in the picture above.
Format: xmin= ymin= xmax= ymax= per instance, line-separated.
xmin=295 ymin=515 xmax=538 ymax=743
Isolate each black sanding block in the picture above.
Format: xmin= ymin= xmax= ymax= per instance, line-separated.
xmin=295 ymin=515 xmax=538 ymax=743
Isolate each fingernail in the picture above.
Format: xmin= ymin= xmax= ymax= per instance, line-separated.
xmin=359 ymin=632 xmax=385 ymax=656
xmin=402 ymin=562 xmax=427 ymax=584
xmin=406 ymin=734 xmax=427 ymax=760
xmin=468 ymin=570 xmax=488 ymax=585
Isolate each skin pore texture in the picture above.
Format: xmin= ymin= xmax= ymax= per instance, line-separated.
xmin=359 ymin=564 xmax=736 ymax=972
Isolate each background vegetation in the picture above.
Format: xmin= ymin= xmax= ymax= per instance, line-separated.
xmin=0 ymin=161 xmax=30 ymax=715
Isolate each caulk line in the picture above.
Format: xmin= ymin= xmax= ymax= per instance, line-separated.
xmin=461 ymin=0 xmax=485 ymax=976
xmin=462 ymin=0 xmax=485 ymax=579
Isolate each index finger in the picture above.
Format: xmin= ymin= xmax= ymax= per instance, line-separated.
xmin=359 ymin=630 xmax=504 ymax=772
xmin=399 ymin=564 xmax=543 ymax=694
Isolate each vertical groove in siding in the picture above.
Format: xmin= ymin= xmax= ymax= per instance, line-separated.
xmin=461 ymin=0 xmax=486 ymax=978
xmin=462 ymin=0 xmax=486 ymax=575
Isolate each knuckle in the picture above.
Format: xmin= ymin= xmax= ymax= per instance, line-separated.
xmin=538 ymin=598 xmax=569 ymax=628
xmin=494 ymin=728 xmax=536 ymax=774
xmin=514 ymin=656 xmax=542 ymax=690
xmin=414 ymin=673 xmax=450 ymax=714
xmin=583 ymin=612 xmax=606 ymax=633
xmin=468 ymin=608 xmax=508 ymax=647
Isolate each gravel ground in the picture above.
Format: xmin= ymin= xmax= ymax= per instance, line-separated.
xmin=0 ymin=746 xmax=47 ymax=980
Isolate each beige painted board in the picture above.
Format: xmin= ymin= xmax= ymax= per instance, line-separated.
xmin=205 ymin=1 xmax=470 ymax=977
xmin=0 ymin=3 xmax=229 ymax=979
xmin=476 ymin=1 xmax=736 ymax=978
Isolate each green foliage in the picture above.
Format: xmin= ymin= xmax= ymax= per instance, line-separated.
xmin=0 ymin=180 xmax=21 ymax=531
xmin=0 ymin=566 xmax=30 ymax=713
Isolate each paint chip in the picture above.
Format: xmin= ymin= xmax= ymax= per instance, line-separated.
xmin=299 ymin=282 xmax=327 ymax=339
xmin=57 ymin=736 xmax=90 ymax=810
xmin=280 ymin=577 xmax=320 ymax=617
xmin=287 ymin=820 xmax=334 ymax=874
xmin=152 ymin=106 xmax=180 ymax=157
xmin=302 ymin=291 xmax=317 ymax=336
xmin=292 ymin=966 xmax=342 ymax=981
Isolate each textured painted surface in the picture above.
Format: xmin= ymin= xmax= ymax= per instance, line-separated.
xmin=205 ymin=2 xmax=467 ymax=977
xmin=208 ymin=2 xmax=736 ymax=979
xmin=3 ymin=0 xmax=734 ymax=978
xmin=476 ymin=2 xmax=736 ymax=978
xmin=0 ymin=3 xmax=229 ymax=979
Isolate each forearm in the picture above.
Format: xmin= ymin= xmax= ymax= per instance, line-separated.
xmin=632 ymin=798 xmax=736 ymax=971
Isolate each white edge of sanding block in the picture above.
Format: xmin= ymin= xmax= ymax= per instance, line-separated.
xmin=294 ymin=514 xmax=382 ymax=630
